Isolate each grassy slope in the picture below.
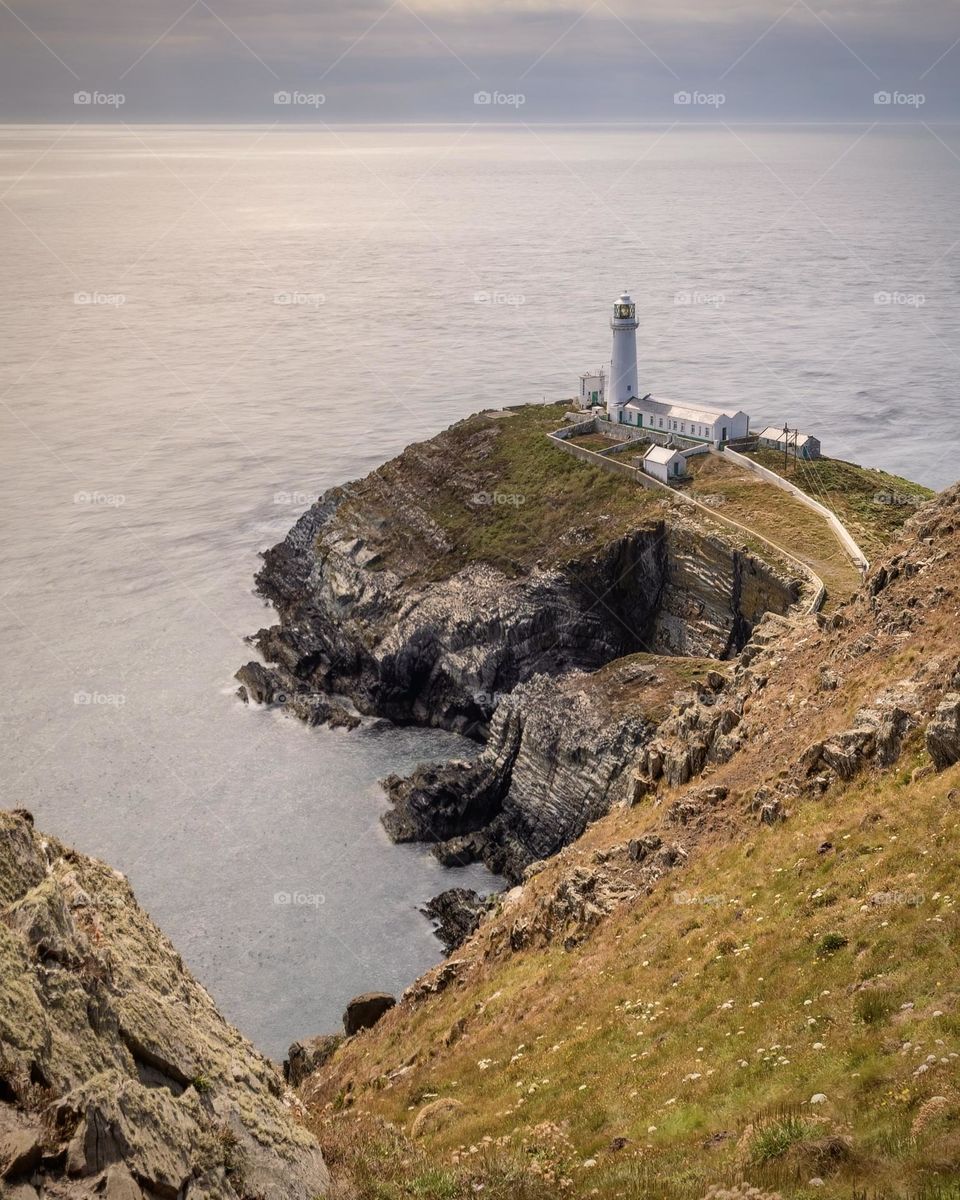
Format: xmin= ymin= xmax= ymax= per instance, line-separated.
xmin=307 ymin=493 xmax=960 ymax=1200
xmin=333 ymin=404 xmax=671 ymax=584
xmin=315 ymin=764 xmax=960 ymax=1200
xmin=744 ymin=450 xmax=934 ymax=560
xmin=685 ymin=455 xmax=863 ymax=607
xmin=331 ymin=408 xmax=927 ymax=603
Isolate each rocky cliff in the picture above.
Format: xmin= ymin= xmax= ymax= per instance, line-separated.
xmin=297 ymin=481 xmax=960 ymax=1200
xmin=0 ymin=811 xmax=327 ymax=1200
xmin=238 ymin=406 xmax=799 ymax=884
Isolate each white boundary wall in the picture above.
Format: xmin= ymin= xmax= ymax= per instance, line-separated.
xmin=548 ymin=423 xmax=826 ymax=614
xmin=721 ymin=447 xmax=869 ymax=572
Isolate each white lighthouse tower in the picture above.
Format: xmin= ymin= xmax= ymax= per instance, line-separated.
xmin=607 ymin=292 xmax=639 ymax=422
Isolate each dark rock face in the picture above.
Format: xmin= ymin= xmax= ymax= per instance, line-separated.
xmin=283 ymin=1034 xmax=344 ymax=1087
xmin=0 ymin=811 xmax=328 ymax=1200
xmin=241 ymin=488 xmax=797 ymax=741
xmin=342 ymin=993 xmax=396 ymax=1036
xmin=238 ymin=450 xmax=798 ymax=883
xmin=927 ymin=693 xmax=960 ymax=770
xmin=421 ymin=888 xmax=493 ymax=953
xmin=384 ymin=670 xmax=656 ymax=882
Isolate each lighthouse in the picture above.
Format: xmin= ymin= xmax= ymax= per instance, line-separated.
xmin=607 ymin=292 xmax=639 ymax=421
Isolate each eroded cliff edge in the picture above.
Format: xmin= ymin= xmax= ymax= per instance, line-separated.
xmin=0 ymin=810 xmax=327 ymax=1200
xmin=238 ymin=405 xmax=801 ymax=880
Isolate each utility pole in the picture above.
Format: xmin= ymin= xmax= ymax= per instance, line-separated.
xmin=783 ymin=422 xmax=790 ymax=474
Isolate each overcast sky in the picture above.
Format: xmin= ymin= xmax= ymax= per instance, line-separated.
xmin=1 ymin=0 xmax=958 ymax=121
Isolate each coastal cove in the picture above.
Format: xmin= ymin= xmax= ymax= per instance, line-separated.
xmin=3 ymin=124 xmax=959 ymax=1062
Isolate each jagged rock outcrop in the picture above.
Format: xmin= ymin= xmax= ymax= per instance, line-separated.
xmin=283 ymin=1035 xmax=343 ymax=1088
xmin=421 ymin=889 xmax=493 ymax=954
xmin=238 ymin=413 xmax=798 ymax=740
xmin=801 ymin=682 xmax=921 ymax=783
xmin=237 ymin=416 xmax=801 ymax=889
xmin=382 ymin=666 xmax=658 ymax=882
xmin=0 ymin=811 xmax=327 ymax=1200
xmin=926 ymin=693 xmax=960 ymax=771
xmin=241 ymin=514 xmax=795 ymax=740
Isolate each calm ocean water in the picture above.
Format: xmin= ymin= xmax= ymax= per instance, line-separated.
xmin=1 ymin=124 xmax=957 ymax=1057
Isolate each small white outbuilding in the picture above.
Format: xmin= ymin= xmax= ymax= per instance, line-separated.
xmin=757 ymin=426 xmax=822 ymax=460
xmin=578 ymin=368 xmax=606 ymax=409
xmin=642 ymin=444 xmax=688 ymax=483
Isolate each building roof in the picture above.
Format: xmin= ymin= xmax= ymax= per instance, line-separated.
xmin=623 ymin=396 xmax=743 ymax=426
xmin=758 ymin=426 xmax=818 ymax=445
xmin=643 ymin=444 xmax=684 ymax=465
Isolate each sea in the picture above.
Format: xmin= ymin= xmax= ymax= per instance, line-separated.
xmin=2 ymin=123 xmax=958 ymax=1059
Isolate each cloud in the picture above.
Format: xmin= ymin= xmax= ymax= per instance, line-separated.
xmin=0 ymin=0 xmax=957 ymax=118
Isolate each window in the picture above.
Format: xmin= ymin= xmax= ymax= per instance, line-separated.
xmin=659 ymin=418 xmax=663 ymax=428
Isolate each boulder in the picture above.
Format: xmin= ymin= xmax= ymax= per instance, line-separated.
xmin=343 ymin=992 xmax=397 ymax=1036
xmin=0 ymin=1126 xmax=43 ymax=1180
xmin=926 ymin=693 xmax=960 ymax=771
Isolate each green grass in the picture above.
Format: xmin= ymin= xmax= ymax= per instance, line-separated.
xmin=686 ymin=453 xmax=863 ymax=605
xmin=309 ymin=758 xmax=960 ymax=1200
xmin=744 ymin=450 xmax=934 ymax=558
xmin=335 ymin=403 xmax=671 ymax=583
